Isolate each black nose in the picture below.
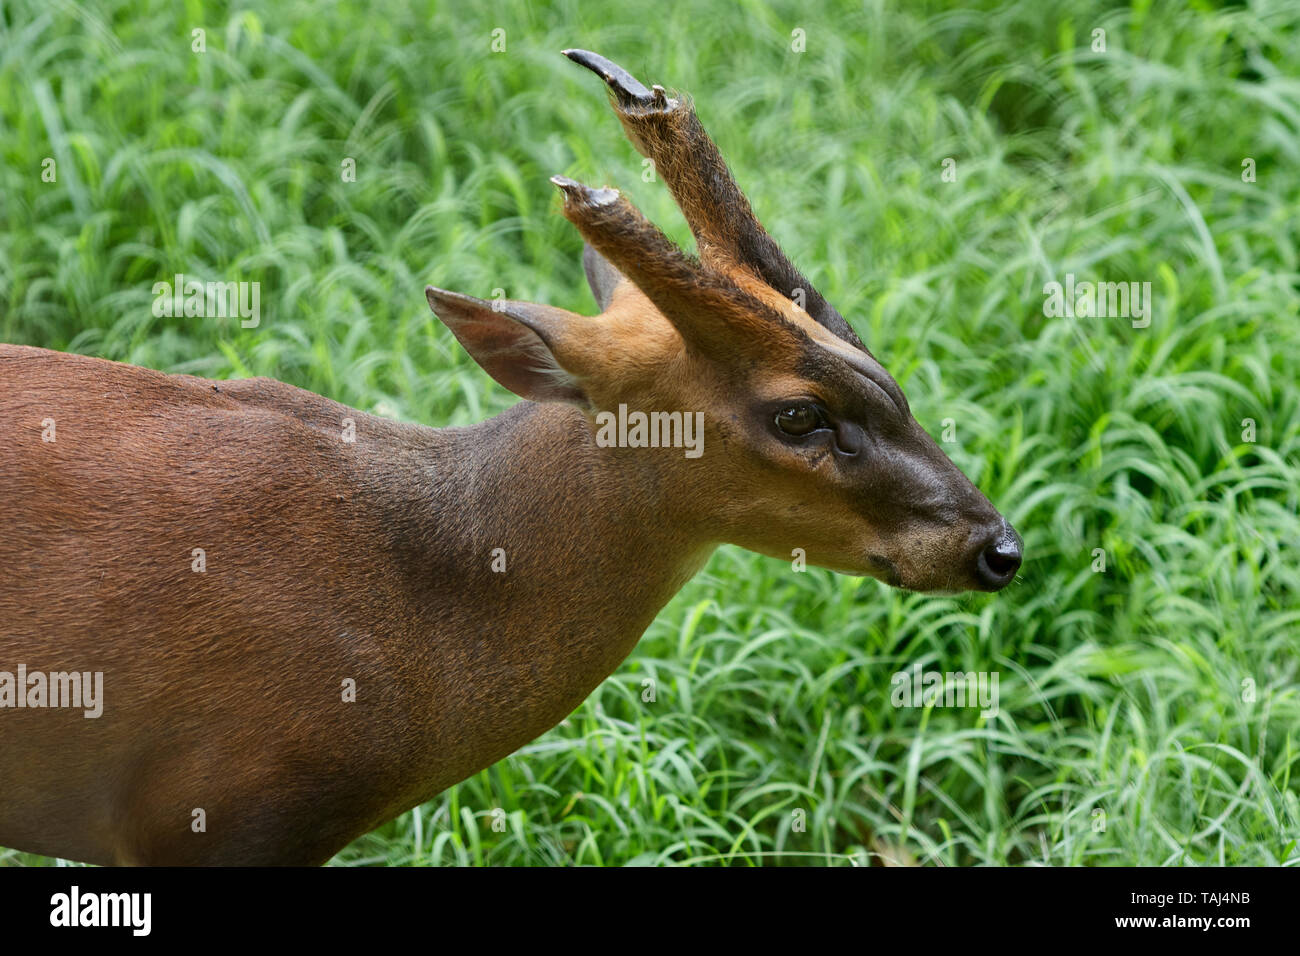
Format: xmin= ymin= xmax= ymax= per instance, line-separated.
xmin=976 ymin=524 xmax=1022 ymax=590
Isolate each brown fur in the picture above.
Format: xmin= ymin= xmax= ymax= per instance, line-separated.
xmin=0 ymin=344 xmax=714 ymax=864
xmin=608 ymin=91 xmax=864 ymax=349
xmin=0 ymin=52 xmax=1017 ymax=865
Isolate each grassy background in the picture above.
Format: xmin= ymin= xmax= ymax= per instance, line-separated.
xmin=2 ymin=0 xmax=1298 ymax=865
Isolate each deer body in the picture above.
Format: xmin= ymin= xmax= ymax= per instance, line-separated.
xmin=0 ymin=345 xmax=714 ymax=864
xmin=1 ymin=51 xmax=1020 ymax=865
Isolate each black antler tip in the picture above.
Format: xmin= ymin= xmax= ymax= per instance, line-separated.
xmin=561 ymin=48 xmax=653 ymax=106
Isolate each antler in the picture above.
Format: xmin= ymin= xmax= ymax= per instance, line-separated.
xmin=563 ymin=49 xmax=865 ymax=351
xmin=549 ymin=175 xmax=790 ymax=358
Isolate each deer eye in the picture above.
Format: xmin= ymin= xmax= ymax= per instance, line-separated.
xmin=774 ymin=403 xmax=829 ymax=437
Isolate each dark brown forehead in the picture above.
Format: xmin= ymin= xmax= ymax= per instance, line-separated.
xmin=792 ymin=337 xmax=908 ymax=421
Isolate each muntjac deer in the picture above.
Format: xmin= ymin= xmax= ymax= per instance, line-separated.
xmin=0 ymin=50 xmax=1021 ymax=866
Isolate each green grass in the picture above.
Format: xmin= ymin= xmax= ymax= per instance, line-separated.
xmin=2 ymin=0 xmax=1298 ymax=865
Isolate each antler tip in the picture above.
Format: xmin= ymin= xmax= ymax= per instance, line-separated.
xmin=549 ymin=175 xmax=619 ymax=207
xmin=560 ymin=48 xmax=653 ymax=105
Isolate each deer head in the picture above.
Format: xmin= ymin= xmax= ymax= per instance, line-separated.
xmin=426 ymin=50 xmax=1022 ymax=593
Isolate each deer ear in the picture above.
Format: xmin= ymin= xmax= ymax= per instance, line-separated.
xmin=425 ymin=287 xmax=588 ymax=405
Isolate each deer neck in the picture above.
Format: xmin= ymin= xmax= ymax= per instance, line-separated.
xmin=388 ymin=400 xmax=714 ymax=772
xmin=437 ymin=400 xmax=715 ymax=632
